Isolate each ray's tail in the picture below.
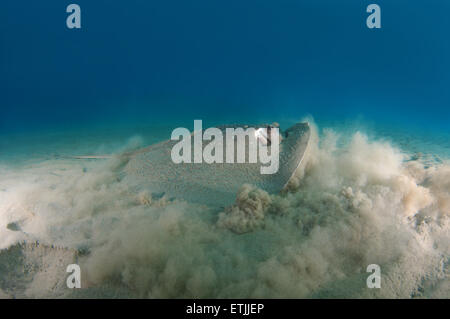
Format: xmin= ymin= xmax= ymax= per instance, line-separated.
xmin=70 ymin=155 xmax=112 ymax=159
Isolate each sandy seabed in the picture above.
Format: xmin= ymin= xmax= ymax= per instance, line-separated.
xmin=0 ymin=122 xmax=448 ymax=298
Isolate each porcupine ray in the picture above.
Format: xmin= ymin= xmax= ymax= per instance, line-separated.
xmin=87 ymin=121 xmax=312 ymax=207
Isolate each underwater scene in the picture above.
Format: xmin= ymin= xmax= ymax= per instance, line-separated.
xmin=0 ymin=1 xmax=449 ymax=298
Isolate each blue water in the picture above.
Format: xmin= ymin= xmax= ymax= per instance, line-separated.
xmin=1 ymin=0 xmax=449 ymax=137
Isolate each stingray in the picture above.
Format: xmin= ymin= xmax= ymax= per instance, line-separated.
xmin=78 ymin=121 xmax=311 ymax=207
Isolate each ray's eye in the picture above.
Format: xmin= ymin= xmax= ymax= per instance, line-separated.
xmin=255 ymin=127 xmax=272 ymax=146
